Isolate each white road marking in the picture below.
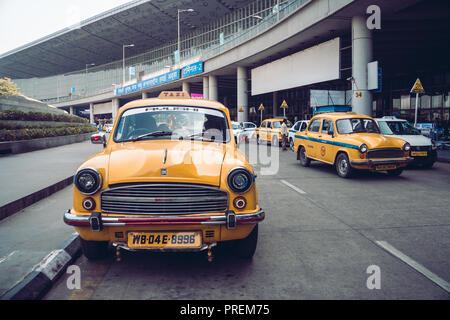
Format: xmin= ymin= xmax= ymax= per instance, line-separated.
xmin=0 ymin=251 xmax=17 ymax=264
xmin=280 ymin=180 xmax=306 ymax=194
xmin=376 ymin=241 xmax=450 ymax=293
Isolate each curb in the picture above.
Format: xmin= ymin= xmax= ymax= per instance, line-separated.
xmin=1 ymin=234 xmax=82 ymax=300
xmin=0 ymin=176 xmax=74 ymax=222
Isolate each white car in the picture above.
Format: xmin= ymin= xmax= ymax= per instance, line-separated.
xmin=239 ymin=122 xmax=257 ymax=143
xmin=231 ymin=121 xmax=243 ymax=143
xmin=104 ymin=123 xmax=113 ymax=133
xmin=289 ymin=120 xmax=309 ymax=151
xmin=375 ymin=116 xmax=437 ymax=168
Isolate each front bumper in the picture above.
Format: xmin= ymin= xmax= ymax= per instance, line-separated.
xmin=63 ymin=209 xmax=265 ymax=231
xmin=350 ymin=157 xmax=413 ymax=167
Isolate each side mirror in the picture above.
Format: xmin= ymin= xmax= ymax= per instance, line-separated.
xmin=91 ymin=132 xmax=106 ymax=147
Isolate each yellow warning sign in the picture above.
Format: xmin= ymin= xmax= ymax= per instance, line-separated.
xmin=410 ymin=78 xmax=424 ymax=93
xmin=281 ymin=100 xmax=288 ymax=108
xmin=258 ymin=104 xmax=265 ymax=111
xmin=238 ymin=107 xmax=244 ymax=112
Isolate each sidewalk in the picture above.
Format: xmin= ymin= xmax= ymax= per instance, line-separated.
xmin=0 ymin=140 xmax=103 ymax=214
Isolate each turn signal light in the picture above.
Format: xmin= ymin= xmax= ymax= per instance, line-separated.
xmin=233 ymin=196 xmax=247 ymax=210
xmin=82 ymin=197 xmax=96 ymax=211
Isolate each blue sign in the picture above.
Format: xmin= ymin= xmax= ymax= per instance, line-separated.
xmin=182 ymin=61 xmax=203 ymax=78
xmin=374 ymin=67 xmax=382 ymax=93
xmin=115 ymin=69 xmax=180 ymax=96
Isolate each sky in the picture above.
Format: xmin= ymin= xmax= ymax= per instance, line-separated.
xmin=0 ymin=0 xmax=133 ymax=55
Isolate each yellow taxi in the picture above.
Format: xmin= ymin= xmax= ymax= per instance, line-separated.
xmin=64 ymin=92 xmax=264 ymax=261
xmin=255 ymin=118 xmax=292 ymax=146
xmin=293 ymin=112 xmax=412 ymax=178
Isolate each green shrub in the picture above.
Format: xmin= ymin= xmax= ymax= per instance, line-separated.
xmin=0 ymin=109 xmax=88 ymax=123
xmin=0 ymin=124 xmax=97 ymax=142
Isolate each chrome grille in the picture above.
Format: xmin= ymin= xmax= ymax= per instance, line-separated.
xmin=100 ymin=184 xmax=228 ymax=215
xmin=367 ymin=148 xmax=404 ymax=159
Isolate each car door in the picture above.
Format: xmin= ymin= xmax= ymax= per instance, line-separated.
xmin=304 ymin=118 xmax=322 ymax=158
xmin=318 ymin=119 xmax=337 ymax=163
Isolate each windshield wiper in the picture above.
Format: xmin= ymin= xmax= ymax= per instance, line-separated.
xmin=184 ymin=132 xmax=220 ymax=142
xmin=130 ymin=131 xmax=173 ymax=142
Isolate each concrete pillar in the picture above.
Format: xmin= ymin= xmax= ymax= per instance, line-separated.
xmin=112 ymin=98 xmax=120 ymax=122
xmin=273 ymin=91 xmax=278 ymax=117
xmin=352 ymin=15 xmax=373 ymax=116
xmin=209 ymin=75 xmax=218 ymax=101
xmin=182 ymin=82 xmax=191 ymax=96
xmin=237 ymin=66 xmax=248 ymax=123
xmin=69 ymin=106 xmax=74 ymax=115
xmin=203 ymin=77 xmax=209 ymax=100
xmin=89 ymin=103 xmax=94 ymax=124
xmin=142 ymin=92 xmax=148 ymax=99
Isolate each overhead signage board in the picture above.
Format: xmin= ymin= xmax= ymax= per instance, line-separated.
xmin=182 ymin=61 xmax=204 ymax=78
xmin=115 ymin=70 xmax=180 ymax=96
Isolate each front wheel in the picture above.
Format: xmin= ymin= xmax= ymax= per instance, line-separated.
xmin=335 ymin=153 xmax=353 ymax=178
xmin=235 ymin=225 xmax=258 ymax=259
xmin=298 ymin=146 xmax=311 ymax=167
xmin=81 ymin=238 xmax=109 ymax=260
xmin=289 ymin=138 xmax=294 ymax=151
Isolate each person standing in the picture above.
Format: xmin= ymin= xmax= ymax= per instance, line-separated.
xmin=281 ymin=118 xmax=288 ymax=151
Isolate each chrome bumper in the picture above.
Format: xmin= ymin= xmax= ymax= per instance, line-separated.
xmin=63 ymin=209 xmax=265 ymax=230
xmin=350 ymin=157 xmax=413 ymax=166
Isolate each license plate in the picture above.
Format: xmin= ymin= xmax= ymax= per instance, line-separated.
xmin=128 ymin=231 xmax=202 ymax=249
xmin=376 ymin=164 xmax=397 ymax=170
xmin=411 ymin=151 xmax=427 ymax=157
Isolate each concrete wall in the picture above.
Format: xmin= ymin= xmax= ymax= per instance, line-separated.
xmin=0 ymin=95 xmax=67 ymax=115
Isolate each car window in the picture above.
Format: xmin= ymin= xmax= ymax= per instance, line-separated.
xmin=273 ymin=121 xmax=281 ymax=128
xmin=308 ymin=119 xmax=322 ymax=132
xmin=321 ymin=119 xmax=334 ymax=135
xmin=293 ymin=122 xmax=300 ymax=131
xmin=243 ymin=122 xmax=256 ymax=129
xmin=267 ymin=122 xmax=272 ymax=129
xmin=114 ymin=105 xmax=230 ymax=143
xmin=300 ymin=122 xmax=307 ymax=131
xmin=382 ymin=121 xmax=421 ymax=135
xmin=336 ymin=118 xmax=380 ymax=134
xmin=378 ymin=121 xmax=394 ymax=135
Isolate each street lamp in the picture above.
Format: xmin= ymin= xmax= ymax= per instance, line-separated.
xmin=122 ymin=44 xmax=135 ymax=84
xmin=177 ymin=8 xmax=194 ymax=64
xmin=85 ymin=63 xmax=95 ymax=96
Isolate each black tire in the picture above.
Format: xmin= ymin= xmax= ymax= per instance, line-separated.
xmin=386 ymin=168 xmax=403 ymax=176
xmin=289 ymin=138 xmax=294 ymax=151
xmin=235 ymin=225 xmax=258 ymax=259
xmin=422 ymin=160 xmax=435 ymax=169
xmin=298 ymin=146 xmax=311 ymax=167
xmin=81 ymin=238 xmax=109 ymax=260
xmin=335 ymin=153 xmax=353 ymax=178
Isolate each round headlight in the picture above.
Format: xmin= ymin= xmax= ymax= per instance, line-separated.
xmin=403 ymin=142 xmax=411 ymax=152
xmin=74 ymin=168 xmax=102 ymax=195
xmin=227 ymin=167 xmax=253 ymax=194
xmin=359 ymin=143 xmax=368 ymax=153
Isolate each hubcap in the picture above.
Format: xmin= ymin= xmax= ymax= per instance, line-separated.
xmin=339 ymin=158 xmax=348 ymax=174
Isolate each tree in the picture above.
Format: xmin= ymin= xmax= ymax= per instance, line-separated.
xmin=0 ymin=77 xmax=20 ymax=96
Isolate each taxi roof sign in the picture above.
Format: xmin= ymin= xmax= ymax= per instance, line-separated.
xmin=158 ymin=91 xmax=191 ymax=98
xmin=410 ymin=78 xmax=424 ymax=93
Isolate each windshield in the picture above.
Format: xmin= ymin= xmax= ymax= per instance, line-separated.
xmin=378 ymin=121 xmax=421 ymax=135
xmin=231 ymin=123 xmax=241 ymax=130
xmin=114 ymin=105 xmax=230 ymax=143
xmin=273 ymin=121 xmax=292 ymax=128
xmin=336 ymin=118 xmax=380 ymax=134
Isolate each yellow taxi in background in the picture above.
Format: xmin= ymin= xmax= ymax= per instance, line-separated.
xmin=64 ymin=91 xmax=264 ymax=261
xmin=256 ymin=118 xmax=292 ymax=146
xmin=293 ymin=112 xmax=412 ymax=178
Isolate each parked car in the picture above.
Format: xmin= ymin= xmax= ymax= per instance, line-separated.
xmin=238 ymin=121 xmax=257 ymax=143
xmin=289 ymin=120 xmax=309 ymax=151
xmin=64 ymin=91 xmax=265 ymax=261
xmin=255 ymin=118 xmax=292 ymax=146
xmin=375 ymin=116 xmax=437 ymax=168
xmin=104 ymin=123 xmax=113 ymax=133
xmin=231 ymin=121 xmax=243 ymax=143
xmin=294 ymin=112 xmax=412 ymax=178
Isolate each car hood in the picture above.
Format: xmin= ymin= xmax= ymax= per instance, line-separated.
xmin=341 ymin=133 xmax=404 ymax=149
xmin=107 ymin=140 xmax=226 ymax=186
xmin=384 ymin=134 xmax=431 ymax=146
